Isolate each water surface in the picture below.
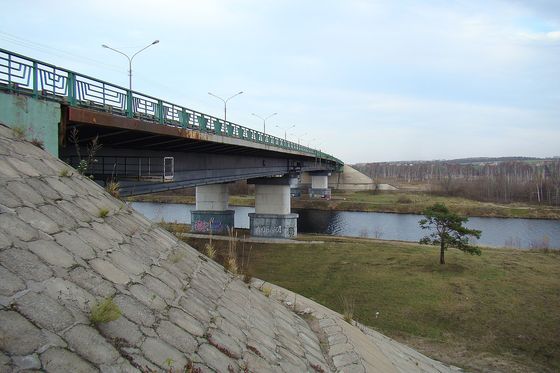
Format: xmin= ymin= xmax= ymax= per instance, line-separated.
xmin=130 ymin=202 xmax=560 ymax=249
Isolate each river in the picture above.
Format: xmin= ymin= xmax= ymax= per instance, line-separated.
xmin=130 ymin=202 xmax=560 ymax=250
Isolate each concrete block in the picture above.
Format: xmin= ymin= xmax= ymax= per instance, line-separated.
xmin=249 ymin=213 xmax=298 ymax=239
xmin=191 ymin=210 xmax=234 ymax=234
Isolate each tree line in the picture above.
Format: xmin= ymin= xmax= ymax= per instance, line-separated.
xmin=354 ymin=159 xmax=560 ymax=206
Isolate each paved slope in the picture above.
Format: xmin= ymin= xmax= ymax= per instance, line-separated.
xmin=0 ymin=124 xmax=330 ymax=372
xmin=0 ymin=124 xmax=461 ymax=372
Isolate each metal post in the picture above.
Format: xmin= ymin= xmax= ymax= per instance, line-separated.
xmin=52 ymin=67 xmax=56 ymax=96
xmin=32 ymin=61 xmax=38 ymax=98
xmin=67 ymin=72 xmax=76 ymax=106
xmin=7 ymin=54 xmax=11 ymax=92
xmin=126 ymin=90 xmax=133 ymax=118
xmin=157 ymin=100 xmax=164 ymax=124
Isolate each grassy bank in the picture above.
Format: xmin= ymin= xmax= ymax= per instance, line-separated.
xmin=180 ymin=233 xmax=560 ymax=373
xmin=127 ymin=190 xmax=560 ymax=219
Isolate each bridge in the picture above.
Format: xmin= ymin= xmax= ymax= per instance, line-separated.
xmin=0 ymin=48 xmax=344 ymax=238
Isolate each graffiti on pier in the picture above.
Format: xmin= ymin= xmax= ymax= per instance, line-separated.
xmin=254 ymin=225 xmax=296 ymax=238
xmin=193 ymin=219 xmax=224 ymax=233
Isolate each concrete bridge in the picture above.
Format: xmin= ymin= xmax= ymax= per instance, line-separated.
xmin=0 ymin=48 xmax=343 ymax=238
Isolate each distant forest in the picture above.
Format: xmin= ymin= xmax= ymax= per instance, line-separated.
xmin=354 ymin=158 xmax=560 ymax=206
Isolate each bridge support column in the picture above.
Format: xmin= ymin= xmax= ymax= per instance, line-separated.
xmin=309 ymin=171 xmax=332 ymax=199
xmin=248 ymin=176 xmax=298 ymax=239
xmin=191 ymin=184 xmax=234 ymax=235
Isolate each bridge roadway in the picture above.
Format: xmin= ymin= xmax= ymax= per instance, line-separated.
xmin=0 ymin=47 xmax=343 ymax=238
xmin=62 ymin=105 xmax=338 ymax=196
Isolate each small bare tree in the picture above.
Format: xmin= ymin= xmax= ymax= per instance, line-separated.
xmin=69 ymin=127 xmax=102 ymax=175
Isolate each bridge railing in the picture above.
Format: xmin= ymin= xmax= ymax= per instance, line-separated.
xmin=0 ymin=48 xmax=343 ymax=165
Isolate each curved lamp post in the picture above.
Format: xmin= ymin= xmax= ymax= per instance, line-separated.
xmin=251 ymin=112 xmax=277 ymax=134
xmin=208 ymin=91 xmax=243 ymax=123
xmin=102 ymin=40 xmax=159 ymax=91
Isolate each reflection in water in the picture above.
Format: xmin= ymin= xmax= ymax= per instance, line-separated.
xmin=131 ymin=202 xmax=560 ymax=250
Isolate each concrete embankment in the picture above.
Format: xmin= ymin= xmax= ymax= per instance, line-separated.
xmin=0 ymin=124 xmax=460 ymax=372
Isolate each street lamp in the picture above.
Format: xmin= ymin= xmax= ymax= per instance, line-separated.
xmin=275 ymin=124 xmax=295 ymax=140
xmin=251 ymin=112 xmax=277 ymax=134
xmin=290 ymin=132 xmax=307 ymax=146
xmin=208 ymin=91 xmax=243 ymax=123
xmin=102 ymin=40 xmax=159 ymax=91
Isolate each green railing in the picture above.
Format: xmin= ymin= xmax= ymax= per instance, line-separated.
xmin=0 ymin=48 xmax=343 ymax=166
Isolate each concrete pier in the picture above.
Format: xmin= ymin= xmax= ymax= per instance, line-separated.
xmin=191 ymin=183 xmax=234 ymax=234
xmin=309 ymin=170 xmax=332 ymax=199
xmin=248 ymin=176 xmax=298 ymax=239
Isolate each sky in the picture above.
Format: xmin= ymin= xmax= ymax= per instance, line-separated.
xmin=1 ymin=0 xmax=559 ymax=163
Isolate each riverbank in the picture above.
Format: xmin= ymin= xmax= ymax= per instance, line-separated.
xmin=127 ymin=190 xmax=560 ymax=219
xmin=178 ymin=232 xmax=560 ymax=373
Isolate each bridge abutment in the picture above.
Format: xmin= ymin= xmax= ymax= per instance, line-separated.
xmin=248 ymin=176 xmax=298 ymax=239
xmin=191 ymin=183 xmax=234 ymax=234
xmin=309 ymin=171 xmax=332 ymax=199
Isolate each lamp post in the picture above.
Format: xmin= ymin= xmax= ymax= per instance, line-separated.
xmin=275 ymin=124 xmax=295 ymax=140
xmin=290 ymin=132 xmax=307 ymax=146
xmin=251 ymin=112 xmax=277 ymax=134
xmin=102 ymin=40 xmax=159 ymax=91
xmin=208 ymin=91 xmax=243 ymax=124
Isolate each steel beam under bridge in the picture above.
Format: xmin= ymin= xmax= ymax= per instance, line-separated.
xmin=61 ymin=107 xmax=340 ymax=195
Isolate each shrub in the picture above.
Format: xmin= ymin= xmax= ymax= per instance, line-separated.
xmin=90 ymin=297 xmax=121 ymax=325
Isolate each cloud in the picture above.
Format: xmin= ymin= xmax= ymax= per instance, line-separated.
xmin=1 ymin=0 xmax=558 ymax=163
xmin=517 ymin=30 xmax=560 ymax=42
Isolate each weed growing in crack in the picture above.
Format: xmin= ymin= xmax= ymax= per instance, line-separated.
xmin=105 ymin=180 xmax=120 ymax=198
xmin=98 ymin=207 xmax=110 ymax=218
xmin=341 ymin=295 xmax=355 ymax=324
xmin=11 ymin=125 xmax=26 ymax=139
xmin=169 ymin=250 xmax=185 ymax=263
xmin=59 ymin=168 xmax=71 ymax=177
xmin=30 ymin=138 xmax=44 ymax=149
xmin=90 ymin=297 xmax=121 ymax=325
xmin=262 ymin=286 xmax=272 ymax=298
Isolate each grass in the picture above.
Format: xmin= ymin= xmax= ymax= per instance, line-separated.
xmin=11 ymin=125 xmax=26 ymax=139
xmin=105 ymin=181 xmax=120 ymax=198
xmin=98 ymin=207 xmax=110 ymax=218
xmin=127 ymin=190 xmax=560 ymax=220
xmin=261 ymin=285 xmax=272 ymax=298
xmin=181 ymin=234 xmax=560 ymax=373
xmin=59 ymin=168 xmax=71 ymax=177
xmin=298 ymin=190 xmax=560 ymax=220
xmin=90 ymin=297 xmax=121 ymax=325
xmin=341 ymin=295 xmax=355 ymax=324
xmin=30 ymin=138 xmax=44 ymax=149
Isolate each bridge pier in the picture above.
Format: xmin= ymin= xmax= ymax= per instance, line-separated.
xmin=191 ymin=183 xmax=234 ymax=234
xmin=309 ymin=171 xmax=332 ymax=199
xmin=248 ymin=176 xmax=298 ymax=239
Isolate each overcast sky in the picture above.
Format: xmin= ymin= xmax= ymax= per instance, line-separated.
xmin=1 ymin=0 xmax=558 ymax=163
